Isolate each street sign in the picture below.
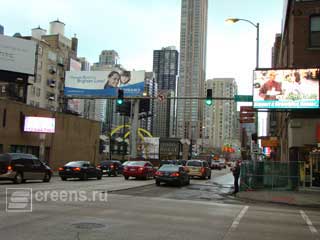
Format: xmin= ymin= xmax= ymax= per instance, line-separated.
xmin=240 ymin=106 xmax=254 ymax=112
xmin=235 ymin=95 xmax=253 ymax=102
xmin=239 ymin=118 xmax=255 ymax=123
xmin=240 ymin=112 xmax=255 ymax=118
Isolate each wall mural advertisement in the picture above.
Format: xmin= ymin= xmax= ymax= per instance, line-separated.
xmin=65 ymin=70 xmax=145 ymax=97
xmin=253 ymin=68 xmax=320 ymax=109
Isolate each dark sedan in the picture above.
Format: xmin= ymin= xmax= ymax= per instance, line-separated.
xmin=155 ymin=164 xmax=190 ymax=187
xmin=59 ymin=161 xmax=102 ymax=181
xmin=98 ymin=160 xmax=123 ymax=176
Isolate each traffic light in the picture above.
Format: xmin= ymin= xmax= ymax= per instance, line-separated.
xmin=205 ymin=89 xmax=213 ymax=106
xmin=117 ymin=89 xmax=124 ymax=105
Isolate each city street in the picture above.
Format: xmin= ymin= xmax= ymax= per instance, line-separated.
xmin=0 ymin=169 xmax=319 ymax=240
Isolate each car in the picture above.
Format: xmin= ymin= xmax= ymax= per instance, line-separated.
xmin=155 ymin=164 xmax=190 ymax=186
xmin=123 ymin=161 xmax=155 ymax=180
xmin=219 ymin=158 xmax=227 ymax=169
xmin=0 ymin=153 xmax=52 ymax=184
xmin=98 ymin=160 xmax=123 ymax=176
xmin=58 ymin=161 xmax=102 ymax=181
xmin=186 ymin=160 xmax=211 ymax=179
xmin=211 ymin=160 xmax=222 ymax=170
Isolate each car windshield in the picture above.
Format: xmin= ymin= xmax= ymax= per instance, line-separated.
xmin=127 ymin=161 xmax=145 ymax=166
xmin=65 ymin=161 xmax=85 ymax=167
xmin=186 ymin=161 xmax=202 ymax=167
xmin=159 ymin=165 xmax=180 ymax=172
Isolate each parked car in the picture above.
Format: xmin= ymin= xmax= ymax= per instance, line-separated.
xmin=0 ymin=153 xmax=52 ymax=184
xmin=186 ymin=160 xmax=211 ymax=179
xmin=59 ymin=161 xmax=102 ymax=181
xmin=211 ymin=160 xmax=222 ymax=170
xmin=123 ymin=161 xmax=155 ymax=180
xmin=155 ymin=164 xmax=190 ymax=186
xmin=98 ymin=160 xmax=123 ymax=176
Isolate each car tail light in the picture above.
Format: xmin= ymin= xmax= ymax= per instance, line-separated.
xmin=170 ymin=172 xmax=180 ymax=177
xmin=201 ymin=167 xmax=205 ymax=174
xmin=155 ymin=171 xmax=163 ymax=176
xmin=138 ymin=167 xmax=144 ymax=172
xmin=7 ymin=165 xmax=12 ymax=171
xmin=73 ymin=167 xmax=81 ymax=171
xmin=110 ymin=164 xmax=114 ymax=169
xmin=97 ymin=165 xmax=101 ymax=169
xmin=58 ymin=167 xmax=64 ymax=171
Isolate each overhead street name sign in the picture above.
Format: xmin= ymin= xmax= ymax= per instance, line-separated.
xmin=234 ymin=95 xmax=253 ymax=102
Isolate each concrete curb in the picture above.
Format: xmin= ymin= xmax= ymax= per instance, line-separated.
xmin=236 ymin=194 xmax=320 ymax=209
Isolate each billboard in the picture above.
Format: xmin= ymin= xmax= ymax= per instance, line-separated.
xmin=142 ymin=137 xmax=159 ymax=159
xmin=253 ymin=68 xmax=320 ymax=109
xmin=24 ymin=117 xmax=55 ymax=133
xmin=65 ymin=70 xmax=145 ymax=97
xmin=0 ymin=34 xmax=36 ymax=75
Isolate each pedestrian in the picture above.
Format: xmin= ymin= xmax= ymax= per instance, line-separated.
xmin=232 ymin=160 xmax=241 ymax=194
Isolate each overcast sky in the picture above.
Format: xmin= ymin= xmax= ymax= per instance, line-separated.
xmin=1 ymin=0 xmax=284 ymax=95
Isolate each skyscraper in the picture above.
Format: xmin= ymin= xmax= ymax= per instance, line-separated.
xmin=153 ymin=46 xmax=178 ymax=91
xmin=176 ymin=0 xmax=208 ymax=140
xmin=204 ymin=78 xmax=238 ymax=149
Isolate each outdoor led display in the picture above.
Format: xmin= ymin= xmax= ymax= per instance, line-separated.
xmin=24 ymin=117 xmax=55 ymax=133
xmin=253 ymin=68 xmax=320 ymax=109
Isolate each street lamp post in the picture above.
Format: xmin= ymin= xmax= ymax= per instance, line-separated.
xmin=226 ymin=17 xmax=260 ymax=162
xmin=225 ymin=18 xmax=260 ymax=69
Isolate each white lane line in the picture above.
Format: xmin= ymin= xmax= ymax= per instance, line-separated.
xmin=300 ymin=210 xmax=319 ymax=235
xmin=230 ymin=205 xmax=249 ymax=231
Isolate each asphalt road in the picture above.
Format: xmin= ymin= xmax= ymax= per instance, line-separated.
xmin=0 ymin=169 xmax=319 ymax=240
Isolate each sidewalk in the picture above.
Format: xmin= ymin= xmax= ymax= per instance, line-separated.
xmin=237 ymin=189 xmax=320 ymax=208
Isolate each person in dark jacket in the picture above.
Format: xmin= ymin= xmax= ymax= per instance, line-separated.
xmin=232 ymin=160 xmax=241 ymax=194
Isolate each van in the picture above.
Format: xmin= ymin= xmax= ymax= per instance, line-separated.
xmin=0 ymin=153 xmax=52 ymax=184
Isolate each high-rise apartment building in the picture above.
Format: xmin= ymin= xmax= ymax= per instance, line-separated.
xmin=153 ymin=46 xmax=178 ymax=91
xmin=0 ymin=25 xmax=3 ymax=35
xmin=176 ymin=0 xmax=208 ymax=140
xmin=204 ymin=78 xmax=238 ymax=149
xmin=25 ymin=21 xmax=77 ymax=111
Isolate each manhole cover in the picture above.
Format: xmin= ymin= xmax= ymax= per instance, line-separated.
xmin=72 ymin=222 xmax=106 ymax=230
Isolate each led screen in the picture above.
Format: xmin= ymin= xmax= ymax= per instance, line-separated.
xmin=253 ymin=68 xmax=320 ymax=109
xmin=24 ymin=117 xmax=55 ymax=133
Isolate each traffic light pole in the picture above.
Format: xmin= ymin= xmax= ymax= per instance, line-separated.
xmin=130 ymin=99 xmax=140 ymax=159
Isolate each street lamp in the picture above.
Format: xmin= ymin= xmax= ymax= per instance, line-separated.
xmin=225 ymin=18 xmax=260 ymax=69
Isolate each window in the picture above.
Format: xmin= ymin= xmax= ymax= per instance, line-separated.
xmin=310 ymin=15 xmax=320 ymax=47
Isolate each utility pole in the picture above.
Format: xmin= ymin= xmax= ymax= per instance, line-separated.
xmin=130 ymin=99 xmax=140 ymax=159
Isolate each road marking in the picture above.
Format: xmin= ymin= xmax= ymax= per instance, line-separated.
xmin=230 ymin=205 xmax=249 ymax=231
xmin=300 ymin=210 xmax=319 ymax=235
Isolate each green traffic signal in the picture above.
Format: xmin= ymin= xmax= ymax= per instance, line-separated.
xmin=205 ymin=99 xmax=212 ymax=106
xmin=116 ymin=99 xmax=124 ymax=105
xmin=206 ymin=89 xmax=213 ymax=106
xmin=117 ymin=89 xmax=124 ymax=105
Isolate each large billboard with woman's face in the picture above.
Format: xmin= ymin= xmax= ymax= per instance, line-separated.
xmin=253 ymin=68 xmax=320 ymax=109
xmin=64 ymin=70 xmax=145 ymax=97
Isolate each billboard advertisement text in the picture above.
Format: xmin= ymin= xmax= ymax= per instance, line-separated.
xmin=65 ymin=70 xmax=145 ymax=97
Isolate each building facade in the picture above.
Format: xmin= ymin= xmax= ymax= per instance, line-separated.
xmin=153 ymin=90 xmax=175 ymax=138
xmin=204 ymin=78 xmax=238 ymax=149
xmin=272 ymin=0 xmax=320 ymax=164
xmin=0 ymin=99 xmax=100 ymax=170
xmin=24 ymin=21 xmax=77 ymax=112
xmin=98 ymin=50 xmax=119 ymax=66
xmin=153 ymin=46 xmax=179 ymax=91
xmin=176 ymin=0 xmax=208 ymax=141
xmin=0 ymin=25 xmax=3 ymax=35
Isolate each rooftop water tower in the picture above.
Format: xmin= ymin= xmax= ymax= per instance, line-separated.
xmin=49 ymin=19 xmax=65 ymax=36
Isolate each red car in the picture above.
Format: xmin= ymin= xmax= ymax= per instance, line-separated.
xmin=123 ymin=161 xmax=155 ymax=180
